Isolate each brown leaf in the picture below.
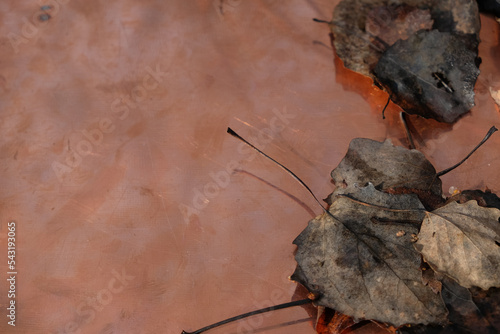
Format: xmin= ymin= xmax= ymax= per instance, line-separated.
xmin=331 ymin=0 xmax=480 ymax=78
xmin=470 ymin=285 xmax=500 ymax=330
xmin=445 ymin=189 xmax=500 ymax=210
xmin=443 ymin=277 xmax=499 ymax=333
xmin=316 ymin=307 xmax=356 ymax=334
xmin=386 ymin=187 xmax=445 ymax=211
xmin=330 ymin=138 xmax=442 ymax=200
xmin=366 ymin=5 xmax=433 ymax=48
xmin=415 ymin=201 xmax=500 ymax=289
xmin=373 ymin=30 xmax=480 ymax=123
xmin=331 ymin=0 xmax=481 ymax=122
xmin=420 ymin=267 xmax=443 ymax=294
xmin=292 ymin=184 xmax=448 ymax=327
xmin=490 ymin=87 xmax=500 ymax=108
xmin=316 ymin=307 xmax=397 ymax=334
xmin=477 ymin=0 xmax=500 ymax=16
xmin=400 ymin=277 xmax=500 ymax=333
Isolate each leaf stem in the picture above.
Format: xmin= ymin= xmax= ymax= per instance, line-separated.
xmin=436 ymin=126 xmax=498 ymax=177
xmin=227 ymin=127 xmax=329 ymax=215
xmin=400 ymin=112 xmax=415 ymax=149
xmin=381 ymin=95 xmax=391 ymax=119
xmin=313 ymin=18 xmax=331 ymax=24
xmin=181 ymin=298 xmax=313 ymax=334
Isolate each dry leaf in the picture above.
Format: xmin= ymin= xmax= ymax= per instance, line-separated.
xmin=421 ymin=265 xmax=443 ymax=294
xmin=330 ymin=138 xmax=442 ymax=199
xmin=445 ymin=189 xmax=500 ymax=210
xmin=331 ymin=0 xmax=481 ymax=122
xmin=469 ymin=285 xmax=500 ymax=330
xmin=332 ymin=0 xmax=480 ymax=77
xmin=365 ymin=5 xmax=433 ymax=51
xmin=316 ymin=307 xmax=356 ymax=334
xmin=316 ymin=307 xmax=397 ymax=334
xmin=442 ymin=277 xmax=498 ymax=333
xmin=400 ymin=277 xmax=500 ymax=333
xmin=415 ymin=201 xmax=500 ymax=289
xmin=373 ymin=30 xmax=480 ymax=122
xmin=477 ymin=0 xmax=500 ymax=16
xmin=490 ymin=87 xmax=500 ymax=107
xmin=292 ymin=184 xmax=448 ymax=327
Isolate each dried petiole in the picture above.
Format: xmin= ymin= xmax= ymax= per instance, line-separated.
xmin=312 ymin=18 xmax=332 ymax=24
xmin=181 ymin=128 xmax=326 ymax=334
xmin=181 ymin=297 xmax=313 ymax=334
xmin=437 ymin=126 xmax=498 ymax=177
xmin=227 ymin=127 xmax=329 ymax=215
xmin=400 ymin=112 xmax=415 ymax=149
xmin=381 ymin=95 xmax=391 ymax=120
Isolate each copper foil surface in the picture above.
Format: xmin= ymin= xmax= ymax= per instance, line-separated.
xmin=0 ymin=1 xmax=499 ymax=333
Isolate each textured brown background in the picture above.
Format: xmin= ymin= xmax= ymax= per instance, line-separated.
xmin=0 ymin=1 xmax=499 ymax=333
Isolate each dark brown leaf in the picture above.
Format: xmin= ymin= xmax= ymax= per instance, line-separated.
xmin=330 ymin=138 xmax=442 ymax=199
xmin=366 ymin=5 xmax=433 ymax=49
xmin=442 ymin=277 xmax=499 ymax=333
xmin=332 ymin=0 xmax=429 ymax=77
xmin=316 ymin=307 xmax=397 ymax=334
xmin=331 ymin=0 xmax=480 ymax=77
xmin=470 ymin=286 xmax=500 ymax=330
xmin=316 ymin=307 xmax=356 ymax=334
xmin=331 ymin=0 xmax=481 ymax=122
xmin=477 ymin=0 xmax=500 ymax=17
xmin=421 ymin=265 xmax=443 ymax=294
xmin=400 ymin=277 xmax=500 ymax=333
xmin=292 ymin=184 xmax=448 ymax=326
xmin=445 ymin=189 xmax=500 ymax=210
xmin=373 ymin=30 xmax=480 ymax=123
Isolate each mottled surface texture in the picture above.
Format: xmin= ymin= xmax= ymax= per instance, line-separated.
xmin=0 ymin=1 xmax=499 ymax=334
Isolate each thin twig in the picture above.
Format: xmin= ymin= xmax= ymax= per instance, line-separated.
xmin=313 ymin=18 xmax=331 ymax=24
xmin=227 ymin=128 xmax=329 ymax=215
xmin=400 ymin=112 xmax=415 ymax=149
xmin=181 ymin=298 xmax=313 ymax=334
xmin=436 ymin=126 xmax=498 ymax=177
xmin=381 ymin=95 xmax=391 ymax=119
